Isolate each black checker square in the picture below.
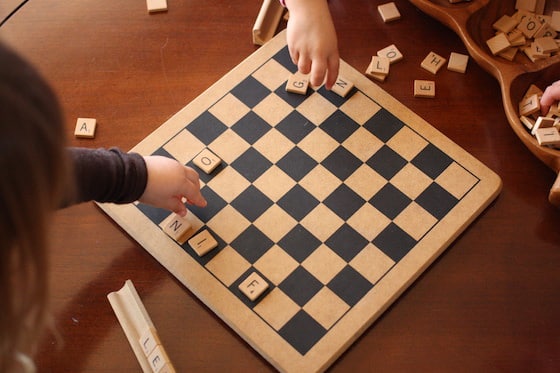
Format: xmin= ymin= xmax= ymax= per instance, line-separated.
xmin=278 ymin=310 xmax=327 ymax=356
xmin=230 ymin=225 xmax=274 ymax=264
xmin=325 ymin=224 xmax=369 ymax=262
xmin=272 ymin=46 xmax=298 ymax=73
xmin=369 ymin=183 xmax=411 ymax=220
xmin=230 ymin=268 xmax=273 ymax=309
xmin=277 ymin=184 xmax=320 ymax=221
xmin=278 ymin=224 xmax=321 ymax=262
xmin=186 ymin=111 xmax=228 ymax=145
xmin=187 ymin=186 xmax=227 ymax=223
xmin=230 ymin=76 xmax=271 ymax=108
xmin=363 ymin=108 xmax=404 ymax=142
xmin=321 ymin=146 xmax=363 ymax=181
xmin=276 ymin=111 xmax=316 ymax=144
xmin=366 ymin=145 xmax=407 ymax=180
xmin=416 ymin=182 xmax=459 ymax=220
xmin=278 ymin=266 xmax=323 ymax=307
xmin=323 ymin=184 xmax=366 ymax=221
xmin=411 ymin=143 xmax=454 ymax=179
xmin=231 ymin=185 xmax=273 ymax=222
xmin=276 ymin=147 xmax=318 ymax=182
xmin=373 ymin=222 xmax=417 ymax=262
xmin=327 ymin=265 xmax=373 ymax=307
xmin=231 ymin=111 xmax=272 ymax=145
xmin=230 ymin=147 xmax=272 ymax=182
xmin=319 ymin=110 xmax=360 ymax=143
xmin=151 ymin=147 xmax=173 ymax=159
xmin=136 ymin=203 xmax=170 ymax=225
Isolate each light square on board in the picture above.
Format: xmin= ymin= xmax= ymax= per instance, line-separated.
xmin=254 ymin=245 xmax=299 ymax=285
xmin=297 ymin=128 xmax=340 ymax=163
xmin=206 ymin=205 xmax=250 ymax=244
xmin=253 ymin=165 xmax=297 ymax=202
xmin=253 ymin=288 xmax=300 ymax=331
xmin=386 ymin=126 xmax=429 ymax=161
xmin=339 ymin=91 xmax=382 ymax=125
xmin=349 ymin=243 xmax=395 ymax=285
xmin=303 ymin=287 xmax=350 ymax=329
xmin=299 ymin=164 xmax=341 ymax=202
xmin=390 ymin=163 xmax=433 ymax=200
xmin=300 ymin=204 xmax=344 ymax=242
xmin=209 ymin=93 xmax=251 ymax=126
xmin=253 ymin=128 xmax=293 ymax=163
xmin=208 ymin=130 xmax=250 ymax=164
xmin=252 ymin=59 xmax=292 ymax=91
xmin=206 ymin=167 xmax=250 ymax=203
xmin=344 ymin=164 xmax=386 ymax=201
xmin=346 ymin=204 xmax=391 ymax=241
xmin=163 ymin=129 xmax=205 ymax=165
xmin=343 ymin=127 xmax=384 ymax=162
xmin=252 ymin=93 xmax=294 ymax=126
xmin=301 ymin=245 xmax=347 ymax=285
xmin=253 ymin=205 xmax=298 ymax=243
xmin=435 ymin=162 xmax=479 ymax=199
xmin=205 ymin=246 xmax=251 ymax=287
xmin=296 ymin=92 xmax=338 ymax=125
xmin=393 ymin=202 xmax=438 ymax=241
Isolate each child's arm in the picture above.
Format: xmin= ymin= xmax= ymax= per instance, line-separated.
xmin=284 ymin=0 xmax=339 ymax=89
xmin=541 ymin=80 xmax=560 ymax=116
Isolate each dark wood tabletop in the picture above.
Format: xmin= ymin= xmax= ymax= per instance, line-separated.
xmin=2 ymin=0 xmax=560 ymax=371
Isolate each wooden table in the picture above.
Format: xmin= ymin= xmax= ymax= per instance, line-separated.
xmin=2 ymin=1 xmax=560 ymax=371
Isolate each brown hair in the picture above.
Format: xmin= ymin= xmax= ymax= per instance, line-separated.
xmin=0 ymin=42 xmax=70 ymax=371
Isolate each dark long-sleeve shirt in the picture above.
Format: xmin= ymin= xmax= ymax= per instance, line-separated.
xmin=66 ymin=147 xmax=148 ymax=205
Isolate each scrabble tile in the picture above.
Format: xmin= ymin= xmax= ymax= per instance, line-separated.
xmin=493 ymin=15 xmax=519 ymax=33
xmin=534 ymin=36 xmax=559 ymax=53
xmin=515 ymin=0 xmax=537 ymax=12
xmin=74 ymin=118 xmax=96 ymax=138
xmin=519 ymin=93 xmax=541 ymax=116
xmin=377 ymin=44 xmax=403 ymax=64
xmin=139 ymin=327 xmax=161 ymax=357
xmin=147 ymin=345 xmax=172 ymax=373
xmin=517 ymin=14 xmax=540 ymax=38
xmin=365 ymin=56 xmax=390 ymax=80
xmin=531 ymin=116 xmax=556 ymax=135
xmin=160 ymin=213 xmax=192 ymax=244
xmin=520 ymin=115 xmax=535 ymax=130
xmin=193 ymin=148 xmax=222 ymax=174
xmin=413 ymin=80 xmax=436 ymax=98
xmin=486 ymin=33 xmax=511 ymax=55
xmin=498 ymin=47 xmax=518 ymax=61
xmin=551 ymin=11 xmax=560 ymax=32
xmin=535 ymin=127 xmax=560 ymax=146
xmin=420 ymin=51 xmax=447 ymax=74
xmin=286 ymin=72 xmax=309 ymax=94
xmin=238 ymin=272 xmax=269 ymax=301
xmin=377 ymin=2 xmax=401 ymax=23
xmin=447 ymin=52 xmax=469 ymax=73
xmin=524 ymin=84 xmax=544 ymax=99
xmin=147 ymin=0 xmax=167 ymax=13
xmin=331 ymin=76 xmax=354 ymax=98
xmin=188 ymin=229 xmax=218 ymax=257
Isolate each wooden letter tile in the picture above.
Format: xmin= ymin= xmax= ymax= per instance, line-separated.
xmin=377 ymin=44 xmax=403 ymax=64
xmin=238 ymin=272 xmax=269 ymax=301
xmin=486 ymin=33 xmax=511 ymax=55
xmin=518 ymin=93 xmax=540 ymax=117
xmin=147 ymin=0 xmax=167 ymax=13
xmin=413 ymin=80 xmax=435 ymax=98
xmin=148 ymin=345 xmax=172 ymax=373
xmin=193 ymin=148 xmax=222 ymax=174
xmin=286 ymin=72 xmax=309 ymax=94
xmin=447 ymin=52 xmax=469 ymax=73
xmin=420 ymin=52 xmax=447 ymax=74
xmin=139 ymin=327 xmax=161 ymax=357
xmin=160 ymin=213 xmax=192 ymax=244
xmin=366 ymin=56 xmax=390 ymax=82
xmin=535 ymin=127 xmax=560 ymax=146
xmin=377 ymin=2 xmax=401 ymax=23
xmin=74 ymin=118 xmax=97 ymax=138
xmin=188 ymin=229 xmax=218 ymax=257
xmin=331 ymin=76 xmax=354 ymax=97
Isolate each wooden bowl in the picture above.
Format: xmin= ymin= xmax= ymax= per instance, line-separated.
xmin=409 ymin=0 xmax=560 ymax=205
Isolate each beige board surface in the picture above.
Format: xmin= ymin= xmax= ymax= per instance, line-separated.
xmin=98 ymin=30 xmax=501 ymax=373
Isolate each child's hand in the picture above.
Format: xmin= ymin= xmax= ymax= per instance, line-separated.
xmin=140 ymin=155 xmax=207 ymax=216
xmin=541 ymin=80 xmax=560 ymax=116
xmin=285 ymin=0 xmax=339 ymax=89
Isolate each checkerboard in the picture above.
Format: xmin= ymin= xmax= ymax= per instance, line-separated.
xmin=99 ymin=30 xmax=501 ymax=372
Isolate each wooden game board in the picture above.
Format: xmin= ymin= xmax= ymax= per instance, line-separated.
xmin=98 ymin=30 xmax=501 ymax=372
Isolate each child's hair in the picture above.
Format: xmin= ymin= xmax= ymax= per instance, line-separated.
xmin=0 ymin=42 xmax=71 ymax=371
